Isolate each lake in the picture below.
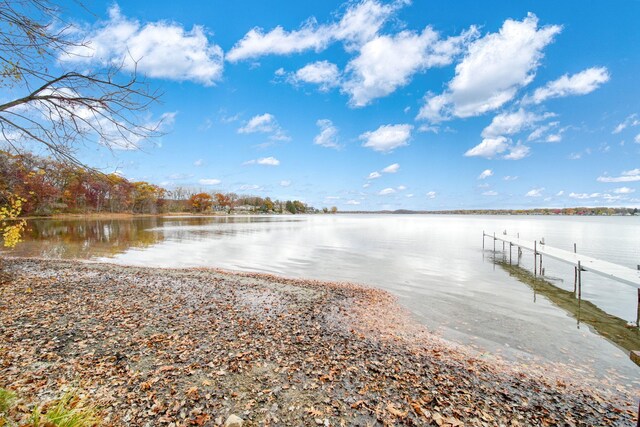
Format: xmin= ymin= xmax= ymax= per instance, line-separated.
xmin=5 ymin=214 xmax=640 ymax=385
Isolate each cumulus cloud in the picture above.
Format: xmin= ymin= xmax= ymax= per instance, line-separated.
xmin=367 ymin=171 xmax=382 ymax=179
xmin=227 ymin=0 xmax=401 ymax=62
xmin=418 ymin=13 xmax=560 ymax=121
xmin=526 ymin=67 xmax=610 ymax=104
xmin=465 ymin=137 xmax=530 ymax=160
xmin=238 ymin=113 xmax=290 ymax=141
xmin=503 ymin=143 xmax=530 ymax=160
xmin=464 ymin=137 xmax=509 ymax=158
xmin=482 ymin=109 xmax=552 ymax=138
xmin=613 ymin=114 xmax=639 ymax=134
xmin=426 ymin=191 xmax=436 ymax=199
xmin=199 ymin=178 xmax=221 ymax=185
xmin=346 ymin=200 xmax=361 ymax=205
xmin=483 ymin=190 xmax=498 ymax=196
xmin=597 ymin=168 xmax=640 ymax=183
xmin=478 ymin=169 xmax=493 ymax=179
xmin=243 ymin=156 xmax=280 ymax=166
xmin=360 ymin=124 xmax=412 ymax=153
xmin=194 ymin=159 xmax=204 ymax=167
xmin=378 ymin=187 xmax=396 ymax=195
xmin=279 ymin=180 xmax=291 ymax=187
xmin=381 ymin=163 xmax=400 ymax=173
xmin=342 ymin=26 xmax=477 ymax=106
xmin=291 ymin=61 xmax=341 ymax=91
xmin=61 ymin=5 xmax=224 ymax=85
xmin=313 ymin=119 xmax=340 ymax=148
xmin=525 ymin=188 xmax=544 ymax=197
xmin=504 ymin=175 xmax=518 ymax=181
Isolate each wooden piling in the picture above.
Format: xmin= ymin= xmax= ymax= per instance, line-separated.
xmin=539 ymin=253 xmax=543 ymax=276
xmin=493 ymin=232 xmax=496 ymax=253
xmin=578 ymin=261 xmax=582 ymax=299
xmin=574 ymin=243 xmax=577 ymax=294
xmin=509 ymin=243 xmax=512 ymax=264
xmin=637 ymin=288 xmax=640 ymax=328
xmin=534 ymin=240 xmax=537 ymax=276
xmin=482 ymin=231 xmax=485 ymax=249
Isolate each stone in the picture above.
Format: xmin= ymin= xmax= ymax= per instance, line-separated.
xmin=224 ymin=414 xmax=243 ymax=427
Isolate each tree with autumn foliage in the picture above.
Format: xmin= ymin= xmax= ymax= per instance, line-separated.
xmin=188 ymin=193 xmax=213 ymax=213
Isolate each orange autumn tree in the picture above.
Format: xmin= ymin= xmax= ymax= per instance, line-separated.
xmin=188 ymin=193 xmax=213 ymax=213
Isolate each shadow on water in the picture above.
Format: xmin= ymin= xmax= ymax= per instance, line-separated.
xmin=497 ymin=260 xmax=640 ymax=362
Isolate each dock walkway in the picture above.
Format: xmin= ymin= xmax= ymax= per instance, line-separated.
xmin=483 ymin=232 xmax=640 ymax=289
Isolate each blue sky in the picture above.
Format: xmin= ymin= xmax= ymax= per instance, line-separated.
xmin=50 ymin=1 xmax=640 ymax=210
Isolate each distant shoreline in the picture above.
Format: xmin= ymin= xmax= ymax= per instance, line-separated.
xmin=17 ymin=207 xmax=640 ymax=220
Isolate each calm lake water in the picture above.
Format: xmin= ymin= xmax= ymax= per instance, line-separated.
xmin=5 ymin=214 xmax=640 ymax=385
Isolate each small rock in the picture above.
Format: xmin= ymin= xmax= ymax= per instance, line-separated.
xmin=224 ymin=414 xmax=243 ymax=427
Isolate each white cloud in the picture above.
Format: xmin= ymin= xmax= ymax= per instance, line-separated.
xmin=465 ymin=137 xmax=529 ymax=160
xmin=342 ymin=26 xmax=477 ymax=106
xmin=597 ymin=168 xmax=640 ymax=183
xmin=464 ymin=137 xmax=509 ymax=158
xmin=418 ymin=13 xmax=560 ymax=121
xmin=199 ymin=178 xmax=221 ymax=185
xmin=238 ymin=113 xmax=290 ymax=141
xmin=613 ymin=114 xmax=639 ymax=134
xmin=556 ymin=190 xmax=564 ymax=196
xmin=379 ymin=187 xmax=396 ymax=195
xmin=525 ymin=188 xmax=544 ymax=197
xmin=346 ymin=200 xmax=361 ymax=205
xmin=482 ymin=109 xmax=552 ymax=138
xmin=381 ymin=163 xmax=400 ymax=173
xmin=426 ymin=191 xmax=437 ymax=199
xmin=313 ymin=119 xmax=340 ymax=149
xmin=483 ymin=190 xmax=498 ymax=196
xmin=362 ymin=183 xmax=371 ymax=188
xmin=504 ymin=175 xmax=518 ymax=181
xmin=527 ymin=121 xmax=559 ymax=141
xmin=292 ymin=61 xmax=341 ymax=91
xmin=503 ymin=143 xmax=530 ymax=160
xmin=244 ymin=156 xmax=280 ymax=166
xmin=279 ymin=180 xmax=291 ymax=187
xmin=613 ymin=187 xmax=635 ymax=194
xmin=545 ymin=133 xmax=562 ymax=143
xmin=367 ymin=171 xmax=382 ymax=179
xmin=526 ymin=67 xmax=610 ymax=104
xmin=360 ymin=124 xmax=412 ymax=153
xmin=238 ymin=113 xmax=276 ymax=133
xmin=397 ymin=185 xmax=407 ymax=191
xmin=226 ymin=0 xmax=400 ymax=62
xmin=62 ymin=5 xmax=223 ymax=85
xmin=478 ymin=169 xmax=493 ymax=179
xmin=635 ymin=134 xmax=640 ymax=144
xmin=194 ymin=159 xmax=204 ymax=167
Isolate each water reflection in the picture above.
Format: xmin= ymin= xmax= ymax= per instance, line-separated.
xmin=499 ymin=261 xmax=640 ymax=357
xmin=3 ymin=214 xmax=640 ymax=383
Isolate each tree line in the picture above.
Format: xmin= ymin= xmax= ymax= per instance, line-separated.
xmin=0 ymin=151 xmax=334 ymax=216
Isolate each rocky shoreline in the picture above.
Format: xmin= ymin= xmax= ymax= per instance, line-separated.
xmin=0 ymin=258 xmax=636 ymax=426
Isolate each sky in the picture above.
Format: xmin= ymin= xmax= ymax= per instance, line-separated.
xmin=40 ymin=1 xmax=640 ymax=210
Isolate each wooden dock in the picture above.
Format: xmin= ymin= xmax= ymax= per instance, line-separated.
xmin=484 ymin=232 xmax=640 ymax=289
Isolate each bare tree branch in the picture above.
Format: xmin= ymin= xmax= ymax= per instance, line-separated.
xmin=0 ymin=0 xmax=163 ymax=168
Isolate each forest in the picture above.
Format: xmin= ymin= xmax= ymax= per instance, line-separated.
xmin=0 ymin=151 xmax=325 ymax=216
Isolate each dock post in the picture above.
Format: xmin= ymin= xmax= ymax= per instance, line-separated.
xmin=534 ymin=240 xmax=537 ymax=276
xmin=577 ymin=261 xmax=582 ymax=299
xmin=509 ymin=243 xmax=512 ymax=264
xmin=493 ymin=232 xmax=496 ymax=254
xmin=636 ymin=288 xmax=640 ymax=328
xmin=539 ymin=253 xmax=543 ymax=276
xmin=573 ymin=243 xmax=578 ymax=294
xmin=482 ymin=231 xmax=485 ymax=249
